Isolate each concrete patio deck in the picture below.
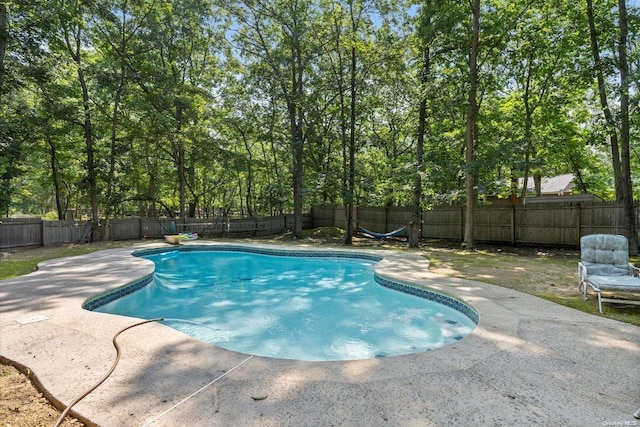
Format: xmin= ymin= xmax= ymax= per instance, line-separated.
xmin=1 ymin=242 xmax=638 ymax=426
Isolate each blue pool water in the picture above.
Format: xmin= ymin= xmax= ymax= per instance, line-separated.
xmin=94 ymin=249 xmax=476 ymax=361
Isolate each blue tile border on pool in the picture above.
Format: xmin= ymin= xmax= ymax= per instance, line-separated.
xmin=131 ymin=245 xmax=384 ymax=262
xmin=374 ymin=274 xmax=479 ymax=324
xmin=84 ymin=245 xmax=479 ymax=326
xmin=82 ymin=274 xmax=153 ymax=311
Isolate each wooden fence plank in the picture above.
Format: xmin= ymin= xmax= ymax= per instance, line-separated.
xmin=0 ymin=221 xmax=42 ymax=249
xmin=315 ymin=203 xmax=640 ymax=248
xmin=2 ymin=205 xmax=638 ymax=250
xmin=422 ymin=207 xmax=463 ymax=240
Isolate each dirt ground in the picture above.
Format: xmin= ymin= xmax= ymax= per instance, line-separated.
xmin=0 ymin=363 xmax=83 ymax=427
xmin=0 ymin=234 xmax=631 ymax=426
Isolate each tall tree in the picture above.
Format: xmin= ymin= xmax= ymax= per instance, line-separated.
xmin=586 ymin=0 xmax=638 ymax=254
xmin=321 ymin=1 xmax=351 ymax=239
xmin=2 ymin=0 xmax=636 ymax=241
xmin=344 ymin=0 xmax=375 ymax=245
xmin=1 ymin=0 xmax=17 ymax=216
xmin=489 ymin=0 xmax=585 ymax=203
xmin=463 ymin=0 xmax=480 ymax=249
xmin=616 ymin=0 xmax=637 ymax=254
xmin=54 ymin=0 xmax=100 ymax=239
xmin=0 ymin=1 xmax=6 ymax=94
xmin=124 ymin=0 xmax=222 ymax=219
xmin=93 ymin=0 xmax=150 ymax=236
xmin=229 ymin=0 xmax=321 ymax=238
xmin=410 ymin=0 xmax=462 ymax=246
xmin=410 ymin=1 xmax=432 ymax=248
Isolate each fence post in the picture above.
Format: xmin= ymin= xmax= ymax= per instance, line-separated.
xmin=384 ymin=207 xmax=389 ymax=233
xmin=354 ymin=205 xmax=358 ymax=230
xmin=576 ymin=203 xmax=581 ymax=246
xmin=460 ymin=206 xmax=464 ymax=242
xmin=310 ymin=207 xmax=315 ymax=228
xmin=511 ymin=205 xmax=516 ymax=245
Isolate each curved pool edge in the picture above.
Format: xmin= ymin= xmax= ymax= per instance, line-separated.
xmin=2 ymin=241 xmax=637 ymax=426
xmin=82 ymin=243 xmax=479 ymax=328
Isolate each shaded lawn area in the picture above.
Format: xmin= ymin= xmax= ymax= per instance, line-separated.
xmin=419 ymin=239 xmax=640 ymax=326
xmin=1 ymin=241 xmax=140 ymax=279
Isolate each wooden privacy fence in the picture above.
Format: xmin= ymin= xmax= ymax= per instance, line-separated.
xmin=312 ymin=203 xmax=640 ymax=248
xmin=0 ymin=214 xmax=310 ymax=250
xmin=3 ymin=204 xmax=639 ymax=250
xmin=312 ymin=206 xmax=412 ymax=236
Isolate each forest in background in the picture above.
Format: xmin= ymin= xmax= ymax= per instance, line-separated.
xmin=1 ymin=0 xmax=638 ymax=247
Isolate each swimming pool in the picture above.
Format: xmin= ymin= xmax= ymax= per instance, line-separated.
xmin=88 ymin=246 xmax=477 ymax=361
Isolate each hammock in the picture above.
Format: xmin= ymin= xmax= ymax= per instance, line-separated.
xmin=358 ymin=225 xmax=407 ymax=240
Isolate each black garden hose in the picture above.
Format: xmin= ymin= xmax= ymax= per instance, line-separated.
xmin=54 ymin=318 xmax=164 ymax=427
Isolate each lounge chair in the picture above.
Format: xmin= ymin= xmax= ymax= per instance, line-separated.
xmin=578 ymin=234 xmax=640 ymax=313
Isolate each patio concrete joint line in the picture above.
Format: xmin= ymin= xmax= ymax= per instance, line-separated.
xmin=139 ymin=355 xmax=255 ymax=427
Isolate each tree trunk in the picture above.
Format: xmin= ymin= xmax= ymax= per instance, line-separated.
xmin=291 ymin=32 xmax=305 ymax=239
xmin=103 ymin=14 xmax=128 ymax=240
xmin=519 ymin=62 xmax=534 ymax=204
xmin=463 ymin=0 xmax=480 ymax=250
xmin=188 ymin=199 xmax=198 ymax=218
xmin=288 ymin=56 xmax=305 ymax=239
xmin=291 ymin=105 xmax=304 ymax=239
xmin=47 ymin=137 xmax=64 ymax=220
xmin=0 ymin=1 xmax=6 ymax=94
xmin=78 ymin=66 xmax=99 ymax=241
xmin=586 ymin=0 xmax=623 ymax=196
xmin=144 ymin=137 xmax=158 ymax=218
xmin=534 ymin=174 xmax=542 ymax=196
xmin=411 ymin=32 xmax=431 ymax=248
xmin=63 ymin=7 xmax=99 ymax=241
xmin=345 ymin=43 xmax=357 ymax=245
xmin=586 ymin=0 xmax=637 ymax=254
xmin=244 ymin=141 xmax=254 ymax=218
xmin=616 ymin=0 xmax=638 ymax=254
xmin=102 ymin=79 xmax=123 ymax=240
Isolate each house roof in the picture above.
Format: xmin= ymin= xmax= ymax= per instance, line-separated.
xmin=519 ymin=173 xmax=575 ymax=195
